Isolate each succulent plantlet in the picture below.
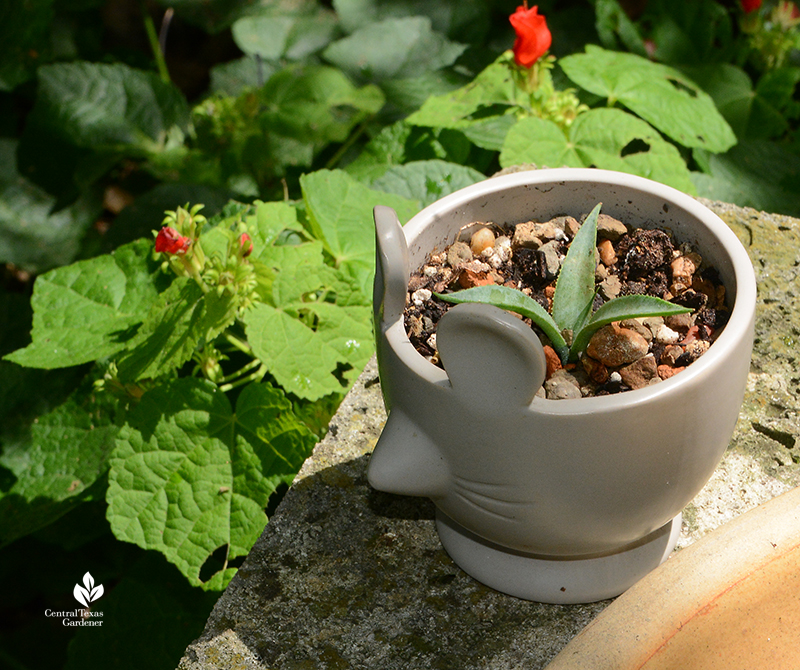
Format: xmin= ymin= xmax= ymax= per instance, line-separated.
xmin=436 ymin=203 xmax=692 ymax=363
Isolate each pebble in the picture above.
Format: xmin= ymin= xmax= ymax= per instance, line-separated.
xmin=620 ymin=318 xmax=652 ymax=343
xmin=655 ymin=324 xmax=681 ymax=344
xmin=670 ymin=255 xmax=698 ymax=283
xmin=596 ymin=214 xmax=628 ymax=241
xmin=661 ymin=344 xmax=684 ymax=365
xmin=619 ymin=354 xmax=659 ymax=390
xmin=580 ymin=354 xmax=609 ymax=384
xmin=427 ymin=333 xmax=437 ymax=350
xmin=658 ymin=364 xmax=685 ymax=380
xmin=411 ymin=288 xmax=432 ymax=306
xmin=599 ymin=275 xmax=622 ymax=300
xmin=542 ymin=345 xmax=563 ymax=378
xmin=545 ymin=370 xmax=582 ymax=399
xmin=597 ymin=238 xmax=617 ymax=266
xmin=664 ymin=312 xmax=694 ymax=332
xmin=586 ymin=324 xmax=649 ymax=367
xmin=470 ymin=227 xmax=495 ymax=255
xmin=446 ymin=241 xmax=473 ymax=266
xmin=538 ymin=241 xmax=562 ymax=279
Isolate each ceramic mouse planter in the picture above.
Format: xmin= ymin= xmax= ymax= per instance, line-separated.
xmin=369 ymin=168 xmax=756 ymax=604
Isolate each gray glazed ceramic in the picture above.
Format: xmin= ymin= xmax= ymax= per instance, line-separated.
xmin=369 ymin=168 xmax=756 ymax=603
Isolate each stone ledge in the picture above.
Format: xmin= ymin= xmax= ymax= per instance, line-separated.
xmin=179 ymin=201 xmax=800 ymax=670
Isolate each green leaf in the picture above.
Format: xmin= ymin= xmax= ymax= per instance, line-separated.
xmin=0 ymin=390 xmax=118 ymax=546
xmin=0 ymin=138 xmax=102 ymax=273
xmin=682 ymin=64 xmax=799 ymax=140
xmin=209 ymin=56 xmax=270 ymax=96
xmin=232 ymin=11 xmax=338 ymax=61
xmin=645 ymin=0 xmax=733 ymax=65
xmin=553 ymin=203 xmax=600 ymax=333
xmin=559 ymin=45 xmax=736 ymax=153
xmin=333 ymin=0 xmax=489 ymax=42
xmin=107 ymin=378 xmax=316 ymax=587
xmin=571 ymin=295 xmax=691 ymax=358
xmin=369 ymin=159 xmax=484 ymax=208
xmin=323 ymin=16 xmax=465 ymax=82
xmin=300 ymin=169 xmax=419 ymax=295
xmin=436 ymin=285 xmax=567 ymax=359
xmin=691 ymin=140 xmax=800 ymax=217
xmin=4 ymin=239 xmax=167 ymax=369
xmin=594 ymin=0 xmax=648 ymax=57
xmin=114 ymin=278 xmax=238 ymax=383
xmin=406 ymin=55 xmax=515 ymax=129
xmin=499 ymin=109 xmax=696 ymax=193
xmin=243 ymin=256 xmax=374 ymax=401
xmin=24 ymin=62 xmax=188 ymax=152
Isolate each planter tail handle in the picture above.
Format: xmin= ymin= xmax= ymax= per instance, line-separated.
xmin=373 ymin=206 xmax=410 ymax=330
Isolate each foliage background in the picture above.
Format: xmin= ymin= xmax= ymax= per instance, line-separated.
xmin=1 ymin=0 xmax=798 ymax=667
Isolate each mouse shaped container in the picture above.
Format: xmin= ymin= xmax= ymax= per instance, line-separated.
xmin=368 ymin=168 xmax=756 ymax=604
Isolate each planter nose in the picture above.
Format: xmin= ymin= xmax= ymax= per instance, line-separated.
xmin=367 ymin=410 xmax=449 ymax=497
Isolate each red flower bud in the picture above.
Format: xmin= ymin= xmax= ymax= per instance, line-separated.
xmin=239 ymin=233 xmax=253 ymax=257
xmin=741 ymin=0 xmax=762 ymax=12
xmin=155 ymin=226 xmax=191 ymax=255
xmin=510 ymin=4 xmax=552 ymax=68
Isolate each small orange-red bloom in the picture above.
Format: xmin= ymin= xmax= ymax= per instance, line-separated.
xmin=239 ymin=233 xmax=253 ymax=257
xmin=155 ymin=226 xmax=191 ymax=254
xmin=741 ymin=0 xmax=762 ymax=12
xmin=510 ymin=4 xmax=552 ymax=68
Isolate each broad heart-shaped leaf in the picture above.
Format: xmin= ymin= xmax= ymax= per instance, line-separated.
xmin=107 ymin=378 xmax=316 ymax=588
xmin=0 ymin=389 xmax=118 ymax=547
xmin=333 ymin=0 xmax=490 ymax=42
xmin=322 ymin=16 xmax=465 ymax=83
xmin=553 ymin=203 xmax=600 ymax=334
xmin=436 ymin=285 xmax=567 ymax=360
xmin=4 ymin=239 xmax=168 ymax=369
xmin=369 ymin=159 xmax=485 ymax=208
xmin=406 ymin=55 xmax=515 ymax=130
xmin=243 ymin=257 xmax=374 ymax=401
xmin=0 ymin=138 xmax=102 ymax=273
xmin=114 ymin=278 xmax=238 ymax=383
xmin=499 ymin=109 xmax=696 ymax=193
xmin=571 ymin=295 xmax=692 ymax=358
xmin=681 ymin=64 xmax=799 ymax=141
xmin=231 ymin=11 xmax=338 ymax=62
xmin=24 ymin=61 xmax=188 ymax=152
xmin=559 ymin=45 xmax=736 ymax=153
xmin=300 ymin=169 xmax=419 ymax=296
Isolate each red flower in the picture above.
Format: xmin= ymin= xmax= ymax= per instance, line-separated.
xmin=509 ymin=4 xmax=552 ymax=68
xmin=155 ymin=226 xmax=191 ymax=254
xmin=741 ymin=0 xmax=762 ymax=13
xmin=239 ymin=233 xmax=253 ymax=258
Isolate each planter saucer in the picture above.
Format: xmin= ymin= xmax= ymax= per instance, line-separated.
xmin=436 ymin=510 xmax=681 ymax=604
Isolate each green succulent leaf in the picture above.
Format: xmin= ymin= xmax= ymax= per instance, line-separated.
xmin=107 ymin=378 xmax=316 ymax=588
xmin=553 ymin=203 xmax=600 ymax=333
xmin=571 ymin=295 xmax=691 ymax=359
xmin=435 ymin=285 xmax=567 ymax=360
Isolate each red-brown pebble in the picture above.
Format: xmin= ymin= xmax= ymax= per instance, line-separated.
xmin=586 ymin=324 xmax=649 ymax=367
xmin=543 ymin=345 xmax=562 ymax=379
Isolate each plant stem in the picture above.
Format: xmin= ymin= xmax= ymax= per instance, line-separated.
xmin=224 ymin=332 xmax=253 ymax=355
xmin=142 ymin=4 xmax=171 ymax=84
xmin=219 ymin=363 xmax=267 ymax=392
xmin=325 ymin=119 xmax=370 ymax=170
xmin=217 ymin=357 xmax=263 ymax=384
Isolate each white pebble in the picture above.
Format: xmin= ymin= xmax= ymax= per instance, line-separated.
xmin=427 ymin=333 xmax=437 ymax=350
xmin=411 ymin=288 xmax=432 ymax=306
xmin=423 ymin=265 xmax=439 ymax=277
xmin=609 ymin=371 xmax=622 ymax=383
xmin=655 ymin=324 xmax=681 ymax=345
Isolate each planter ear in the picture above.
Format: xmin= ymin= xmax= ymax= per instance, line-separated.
xmin=437 ymin=302 xmax=547 ymax=410
xmin=373 ymin=206 xmax=409 ymax=327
